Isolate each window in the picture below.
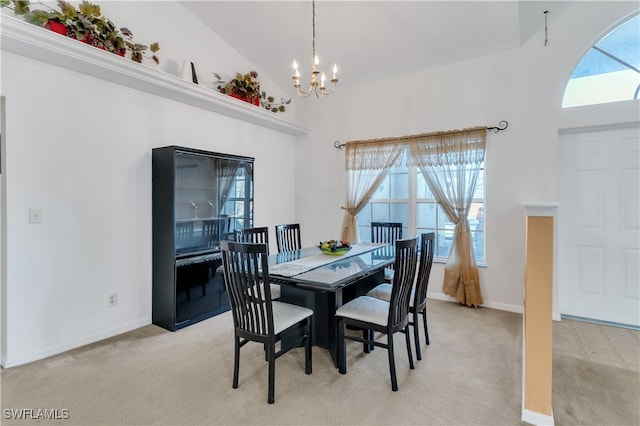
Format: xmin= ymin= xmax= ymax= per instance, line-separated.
xmin=219 ymin=162 xmax=253 ymax=231
xmin=562 ymin=14 xmax=640 ymax=108
xmin=356 ymin=152 xmax=485 ymax=263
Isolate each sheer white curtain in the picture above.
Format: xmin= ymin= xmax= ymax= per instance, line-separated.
xmin=407 ymin=127 xmax=486 ymax=306
xmin=340 ymin=141 xmax=404 ymax=243
xmin=216 ymin=158 xmax=241 ymax=215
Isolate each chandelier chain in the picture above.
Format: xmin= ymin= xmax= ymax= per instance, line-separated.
xmin=312 ymin=0 xmax=316 ymax=64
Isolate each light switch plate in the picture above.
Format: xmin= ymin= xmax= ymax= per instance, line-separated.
xmin=28 ymin=208 xmax=42 ymax=224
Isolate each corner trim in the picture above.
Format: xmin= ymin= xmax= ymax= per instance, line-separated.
xmin=521 ymin=408 xmax=554 ymax=426
xmin=521 ymin=202 xmax=560 ymax=217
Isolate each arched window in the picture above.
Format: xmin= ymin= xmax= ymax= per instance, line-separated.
xmin=562 ymin=14 xmax=639 ymax=108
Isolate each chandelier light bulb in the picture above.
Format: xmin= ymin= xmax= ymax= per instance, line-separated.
xmin=292 ymin=59 xmax=301 ymax=85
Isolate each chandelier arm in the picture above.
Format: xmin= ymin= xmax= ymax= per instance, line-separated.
xmin=295 ymin=85 xmax=314 ymax=98
xmin=319 ymin=84 xmax=337 ymax=96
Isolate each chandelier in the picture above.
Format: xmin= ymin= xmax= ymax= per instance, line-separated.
xmin=292 ymin=0 xmax=338 ymax=98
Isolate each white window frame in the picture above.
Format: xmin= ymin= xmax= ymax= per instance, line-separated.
xmin=357 ymin=156 xmax=486 ymax=265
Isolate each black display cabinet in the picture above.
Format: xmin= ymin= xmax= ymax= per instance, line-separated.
xmin=152 ymin=146 xmax=254 ymax=331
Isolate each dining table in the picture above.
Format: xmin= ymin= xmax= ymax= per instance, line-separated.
xmin=267 ymin=243 xmax=395 ymax=367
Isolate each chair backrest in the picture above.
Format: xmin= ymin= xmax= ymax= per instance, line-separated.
xmin=176 ymin=221 xmax=194 ymax=239
xmin=202 ymin=217 xmax=229 ymax=250
xmin=221 ymin=241 xmax=274 ymax=339
xmin=387 ymin=236 xmax=419 ymax=332
xmin=219 ymin=214 xmax=231 ymax=236
xmin=275 ymin=223 xmax=302 ymax=253
xmin=414 ymin=232 xmax=435 ymax=310
xmin=175 ymin=221 xmax=195 ymax=252
xmin=371 ymin=222 xmax=403 ymax=244
xmin=236 ymin=226 xmax=270 ymax=254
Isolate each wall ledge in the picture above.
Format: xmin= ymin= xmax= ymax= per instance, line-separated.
xmin=0 ymin=15 xmax=310 ymax=136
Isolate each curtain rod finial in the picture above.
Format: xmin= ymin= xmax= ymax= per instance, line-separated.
xmin=487 ymin=120 xmax=508 ymax=133
xmin=334 ymin=140 xmax=345 ymax=149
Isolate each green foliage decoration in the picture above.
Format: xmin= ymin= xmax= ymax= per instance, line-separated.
xmin=1 ymin=0 xmax=160 ymax=64
xmin=213 ymin=71 xmax=291 ymax=113
xmin=261 ymin=92 xmax=291 ymax=113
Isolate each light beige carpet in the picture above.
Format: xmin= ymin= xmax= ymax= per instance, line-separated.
xmin=1 ymin=299 xmax=637 ymax=425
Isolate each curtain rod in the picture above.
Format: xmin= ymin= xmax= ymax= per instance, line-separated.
xmin=333 ymin=120 xmax=509 ymax=149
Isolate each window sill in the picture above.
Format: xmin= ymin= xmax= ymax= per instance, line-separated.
xmin=0 ymin=15 xmax=310 ymax=136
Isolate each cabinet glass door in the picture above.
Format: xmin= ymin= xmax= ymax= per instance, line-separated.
xmin=174 ymin=152 xmax=253 ymax=256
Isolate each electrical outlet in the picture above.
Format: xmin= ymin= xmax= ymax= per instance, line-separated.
xmin=108 ymin=293 xmax=118 ymax=307
xmin=28 ymin=208 xmax=42 ymax=224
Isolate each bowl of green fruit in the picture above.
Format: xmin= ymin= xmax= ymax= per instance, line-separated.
xmin=318 ymin=240 xmax=352 ymax=256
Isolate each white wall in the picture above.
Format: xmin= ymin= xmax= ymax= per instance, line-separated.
xmin=2 ymin=0 xmax=638 ymax=367
xmin=0 ymin=2 xmax=298 ymax=367
xmin=294 ymin=1 xmax=639 ymax=312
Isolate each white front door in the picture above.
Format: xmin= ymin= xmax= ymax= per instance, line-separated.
xmin=559 ymin=125 xmax=640 ymax=327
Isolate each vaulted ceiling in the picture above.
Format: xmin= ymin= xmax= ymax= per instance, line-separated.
xmin=182 ymin=1 xmax=556 ymax=92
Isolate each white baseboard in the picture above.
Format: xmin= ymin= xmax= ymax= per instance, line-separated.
xmin=521 ymin=408 xmax=554 ymax=426
xmin=427 ymin=292 xmax=523 ymax=315
xmin=1 ymin=317 xmax=150 ymax=368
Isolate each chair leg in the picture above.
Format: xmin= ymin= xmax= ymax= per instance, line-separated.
xmin=413 ymin=310 xmax=422 ymax=361
xmin=337 ymin=317 xmax=347 ymax=374
xmin=387 ymin=333 xmax=398 ymax=391
xmin=422 ymin=309 xmax=430 ymax=345
xmin=233 ymin=336 xmax=240 ymax=389
xmin=267 ymin=341 xmax=276 ymax=404
xmin=363 ymin=329 xmax=374 ymax=353
xmin=404 ymin=324 xmax=414 ymax=370
xmin=305 ymin=318 xmax=312 ymax=375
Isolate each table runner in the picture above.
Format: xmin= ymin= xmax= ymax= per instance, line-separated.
xmin=268 ymin=243 xmax=387 ymax=277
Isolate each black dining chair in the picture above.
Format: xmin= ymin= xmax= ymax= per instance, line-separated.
xmin=275 ymin=223 xmax=302 ymax=253
xmin=371 ymin=221 xmax=403 ymax=244
xmin=367 ymin=232 xmax=435 ymax=360
xmin=235 ymin=226 xmax=280 ymax=300
xmin=335 ymin=236 xmax=418 ymax=391
xmin=202 ymin=219 xmax=224 ymax=249
xmin=371 ymin=221 xmax=403 ymax=281
xmin=220 ymin=241 xmax=313 ymax=404
xmin=175 ymin=221 xmax=194 ymax=249
xmin=235 ymin=226 xmax=270 ymax=253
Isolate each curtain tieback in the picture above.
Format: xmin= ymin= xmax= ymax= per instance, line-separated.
xmin=341 ymin=206 xmax=357 ymax=216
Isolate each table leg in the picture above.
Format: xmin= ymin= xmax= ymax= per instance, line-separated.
xmin=327 ymin=289 xmax=342 ymax=368
xmin=277 ymin=267 xmax=387 ymax=368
